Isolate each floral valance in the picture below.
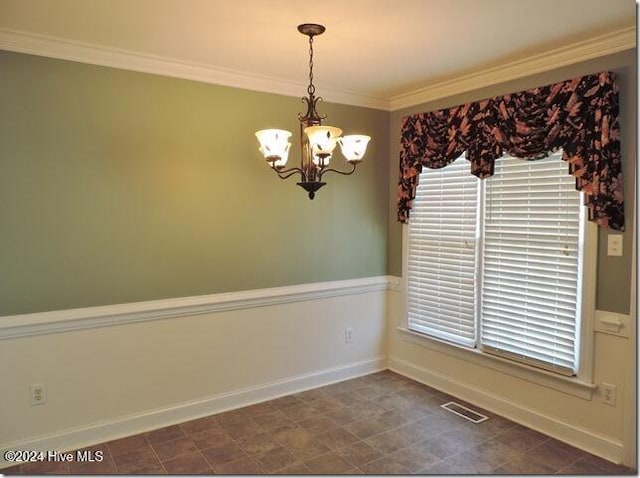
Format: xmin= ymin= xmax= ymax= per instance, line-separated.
xmin=398 ymin=71 xmax=624 ymax=231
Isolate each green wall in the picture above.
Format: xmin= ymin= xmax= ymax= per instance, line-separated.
xmin=2 ymin=48 xmax=635 ymax=316
xmin=387 ymin=50 xmax=637 ymax=314
xmin=0 ymin=51 xmax=390 ymax=315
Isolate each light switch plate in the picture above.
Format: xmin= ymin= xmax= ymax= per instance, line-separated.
xmin=607 ymin=234 xmax=623 ymax=256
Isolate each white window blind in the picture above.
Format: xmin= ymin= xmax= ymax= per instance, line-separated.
xmin=481 ymin=152 xmax=581 ymax=374
xmin=407 ymin=156 xmax=478 ymax=347
xmin=406 ymin=150 xmax=583 ymax=375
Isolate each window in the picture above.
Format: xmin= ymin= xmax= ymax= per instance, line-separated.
xmin=406 ymin=151 xmax=590 ymax=376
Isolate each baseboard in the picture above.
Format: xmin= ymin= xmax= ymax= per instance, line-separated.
xmin=388 ymin=356 xmax=624 ymax=464
xmin=0 ymin=356 xmax=386 ymax=467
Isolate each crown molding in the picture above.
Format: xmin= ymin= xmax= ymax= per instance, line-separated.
xmin=0 ymin=27 xmax=634 ymax=112
xmin=389 ymin=26 xmax=636 ymax=111
xmin=0 ymin=28 xmax=390 ymax=111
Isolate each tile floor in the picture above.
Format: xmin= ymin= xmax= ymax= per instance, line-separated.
xmin=1 ymin=371 xmax=635 ymax=475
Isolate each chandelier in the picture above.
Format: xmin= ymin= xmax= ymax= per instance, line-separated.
xmin=255 ymin=24 xmax=371 ymax=199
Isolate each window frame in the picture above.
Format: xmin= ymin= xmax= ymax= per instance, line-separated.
xmin=399 ymin=153 xmax=598 ymax=399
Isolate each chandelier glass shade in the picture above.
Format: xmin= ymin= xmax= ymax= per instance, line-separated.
xmin=255 ymin=23 xmax=371 ymax=199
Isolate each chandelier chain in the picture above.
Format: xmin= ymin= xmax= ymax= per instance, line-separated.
xmin=307 ymin=35 xmax=315 ymax=96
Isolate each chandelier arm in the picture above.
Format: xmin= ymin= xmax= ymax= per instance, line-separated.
xmin=317 ymin=162 xmax=357 ymax=180
xmin=273 ymin=167 xmax=305 ymax=180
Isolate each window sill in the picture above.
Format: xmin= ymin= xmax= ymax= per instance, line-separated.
xmin=397 ymin=326 xmax=596 ymax=400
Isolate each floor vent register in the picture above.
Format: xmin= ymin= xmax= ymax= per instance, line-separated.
xmin=441 ymin=401 xmax=489 ymax=423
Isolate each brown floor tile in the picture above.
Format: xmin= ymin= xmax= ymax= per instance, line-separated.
xmin=389 ymin=445 xmax=440 ymax=473
xmin=126 ymin=463 xmax=167 ymax=474
xmin=0 ymin=465 xmax=21 ymax=475
xmin=572 ymin=454 xmax=636 ymax=474
xmin=343 ymin=418 xmax=389 ymax=439
xmin=298 ymin=415 xmax=339 ymax=435
xmin=421 ymin=412 xmax=465 ymax=436
xmin=334 ymin=441 xmax=383 ymax=467
xmin=304 ymin=451 xmax=354 ymax=474
xmin=162 ymin=451 xmax=212 ymax=474
xmin=189 ymin=425 xmax=234 ymax=450
xmin=236 ymin=431 xmax=282 ymax=456
xmin=145 ymin=424 xmax=186 ymax=445
xmin=493 ymin=454 xmax=558 ymax=474
xmin=364 ymin=429 xmax=411 ymax=455
xmin=68 ymin=455 xmax=118 ymax=474
xmin=266 ymin=395 xmax=302 ymax=409
xmin=19 ymin=461 xmax=71 ymax=475
xmin=280 ymin=403 xmax=321 ymax=422
xmin=494 ymin=425 xmax=549 ymax=454
xmin=219 ymin=416 xmax=264 ymax=439
xmin=112 ymin=448 xmax=161 ymax=473
xmin=544 ymin=437 xmax=589 ymax=458
xmin=285 ymin=438 xmax=332 ymax=462
xmin=292 ymin=388 xmax=327 ymax=402
xmin=214 ymin=456 xmax=263 ymax=474
xmin=274 ymin=462 xmax=314 ymax=474
xmin=417 ymin=459 xmax=459 ymax=475
xmin=308 ymin=396 xmax=345 ymax=414
xmin=332 ymin=391 xmax=363 ymax=406
xmin=200 ymin=441 xmax=247 ymax=467
xmin=357 ymin=455 xmax=412 ymax=474
xmin=376 ymin=392 xmax=416 ymax=412
xmin=239 ymin=401 xmax=277 ymax=417
xmin=557 ymin=459 xmax=615 ymax=474
xmin=351 ymin=385 xmax=391 ymax=401
xmin=151 ymin=435 xmax=198 ymax=461
xmin=444 ymin=424 xmax=493 ymax=447
xmin=271 ymin=424 xmax=315 ymax=446
xmin=403 ymin=383 xmax=439 ymax=399
xmin=252 ymin=410 xmax=296 ymax=431
xmin=253 ymin=446 xmax=298 ymax=473
xmin=352 ymin=399 xmax=389 ymax=418
xmin=467 ymin=413 xmax=518 ymax=437
xmin=416 ymin=431 xmax=475 ymax=459
xmin=214 ymin=408 xmax=250 ymax=425
xmin=178 ymin=415 xmax=218 ymax=435
xmin=421 ymin=394 xmax=451 ymax=411
xmin=106 ymin=433 xmax=152 ymax=457
xmin=521 ymin=441 xmax=581 ymax=470
xmin=324 ymin=404 xmax=364 ymax=424
xmin=322 ymin=380 xmax=363 ymax=395
xmin=433 ymin=449 xmax=497 ymax=474
xmin=471 ymin=438 xmax=521 ymax=466
xmin=395 ymin=416 xmax=442 ymax=442
xmin=377 ymin=409 xmax=412 ymax=428
xmin=316 ymin=426 xmax=360 ymax=450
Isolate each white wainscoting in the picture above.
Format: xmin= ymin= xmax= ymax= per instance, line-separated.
xmin=0 ymin=276 xmax=392 ymax=467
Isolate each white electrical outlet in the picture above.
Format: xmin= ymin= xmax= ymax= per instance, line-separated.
xmin=30 ymin=384 xmax=47 ymax=406
xmin=601 ymin=383 xmax=616 ymax=406
xmin=344 ymin=328 xmax=354 ymax=343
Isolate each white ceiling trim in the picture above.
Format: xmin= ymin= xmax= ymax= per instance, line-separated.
xmin=389 ymin=27 xmax=636 ymax=111
xmin=0 ymin=27 xmax=634 ymax=112
xmin=0 ymin=28 xmax=391 ymax=110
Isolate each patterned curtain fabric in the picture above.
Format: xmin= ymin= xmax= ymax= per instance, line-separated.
xmin=398 ymin=71 xmax=624 ymax=230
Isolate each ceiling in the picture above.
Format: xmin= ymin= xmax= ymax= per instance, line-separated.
xmin=0 ymin=0 xmax=635 ymax=110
